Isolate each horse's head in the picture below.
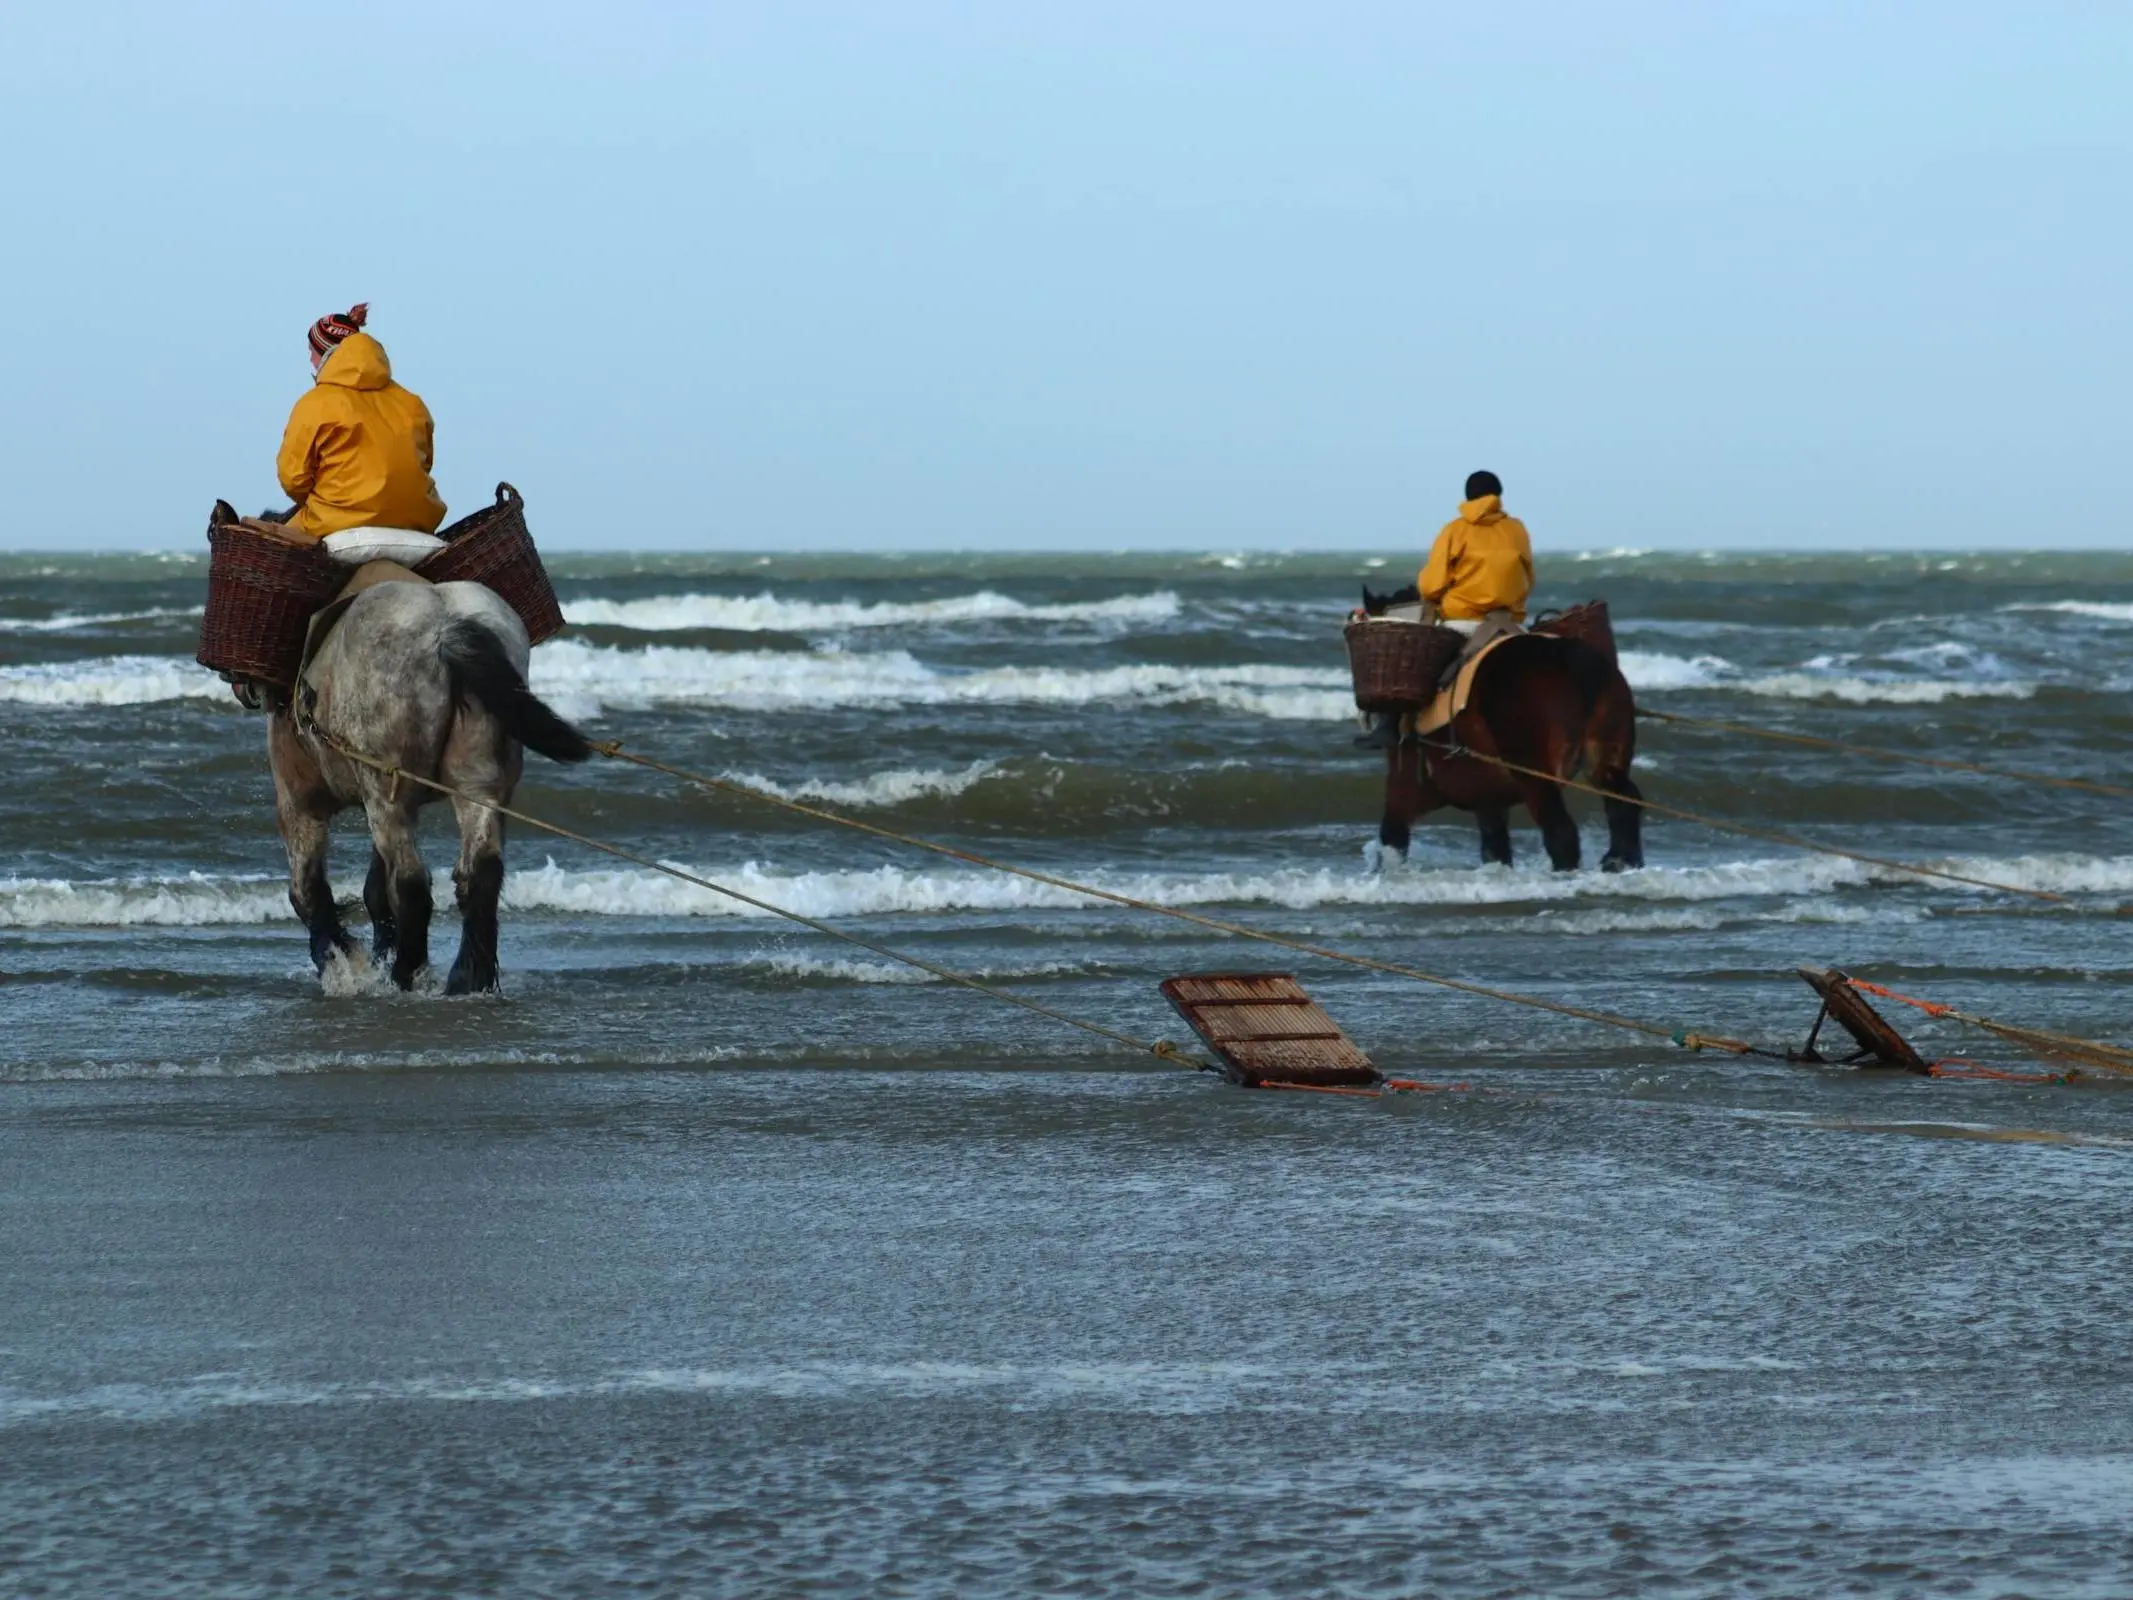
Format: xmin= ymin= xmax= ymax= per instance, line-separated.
xmin=1359 ymin=582 xmax=1420 ymax=617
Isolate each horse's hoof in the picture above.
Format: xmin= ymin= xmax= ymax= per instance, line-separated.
xmin=445 ymin=965 xmax=498 ymax=996
xmin=1600 ymin=854 xmax=1641 ymax=874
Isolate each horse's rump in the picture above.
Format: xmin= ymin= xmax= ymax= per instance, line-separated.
xmin=438 ymin=617 xmax=591 ymax=764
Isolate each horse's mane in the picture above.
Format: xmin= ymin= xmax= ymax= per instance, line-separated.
xmin=1360 ymin=582 xmax=1421 ymax=615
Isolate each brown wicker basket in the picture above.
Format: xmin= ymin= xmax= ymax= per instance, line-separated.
xmin=1344 ymin=618 xmax=1465 ymax=713
xmin=418 ymin=483 xmax=564 ymax=644
xmin=196 ymin=505 xmax=347 ymax=688
xmin=1534 ymin=599 xmax=1616 ymax=663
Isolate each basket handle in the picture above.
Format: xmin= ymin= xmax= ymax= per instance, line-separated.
xmin=494 ymin=482 xmax=522 ymax=507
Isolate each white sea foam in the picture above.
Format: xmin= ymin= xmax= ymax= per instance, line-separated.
xmin=750 ymin=954 xmax=1085 ymax=986
xmin=0 ymin=655 xmax=231 ymax=706
xmin=562 ymin=589 xmax=1181 ymax=632
xmin=14 ymin=852 xmax=2125 ymax=930
xmin=0 ymin=873 xmax=288 ymax=927
xmin=1618 ymin=650 xmax=1728 ymax=691
xmin=0 ymin=605 xmax=202 ymax=633
xmin=528 ymin=640 xmax=1355 ymax=721
xmin=2003 ymin=600 xmax=2133 ymax=622
xmin=0 ymin=635 xmax=2056 ymax=715
xmin=1617 ymin=649 xmax=2031 ymax=704
xmin=1523 ymin=900 xmax=1911 ymax=937
xmin=1734 ymin=672 xmax=2032 ymax=705
xmin=723 ymin=760 xmax=1000 ymax=808
xmin=0 ymin=1360 xmax=1295 ymax=1427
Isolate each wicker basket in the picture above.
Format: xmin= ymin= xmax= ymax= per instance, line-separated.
xmin=1534 ymin=599 xmax=1616 ymax=663
xmin=1344 ymin=618 xmax=1465 ymax=713
xmin=418 ymin=483 xmax=564 ymax=644
xmin=196 ymin=505 xmax=347 ymax=688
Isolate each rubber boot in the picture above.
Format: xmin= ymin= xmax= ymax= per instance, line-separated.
xmin=1354 ymin=712 xmax=1403 ymax=750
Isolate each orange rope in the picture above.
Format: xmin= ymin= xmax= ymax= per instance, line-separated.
xmin=1845 ymin=977 xmax=1954 ymax=1018
xmin=1841 ymin=976 xmax=2128 ymax=1077
xmin=1926 ymin=1058 xmax=2079 ymax=1085
xmin=1253 ymin=1081 xmax=1385 ymax=1097
xmin=1252 ymin=1076 xmax=1474 ymax=1097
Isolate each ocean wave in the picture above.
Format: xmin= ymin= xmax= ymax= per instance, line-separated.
xmin=1521 ymin=900 xmax=1914 ymax=936
xmin=2001 ymin=600 xmax=2133 ymax=621
xmin=529 ymin=641 xmax=1355 ymax=721
xmin=13 ymin=852 xmax=2127 ymax=930
xmin=562 ymin=589 xmax=1181 ymax=632
xmin=1733 ymin=672 xmax=2032 ymax=705
xmin=0 ymin=605 xmax=202 ymax=634
xmin=746 ymin=954 xmax=1088 ymax=986
xmin=0 ymin=638 xmax=2051 ymax=715
xmin=0 ymin=1360 xmax=1301 ymax=1426
xmin=0 ymin=655 xmax=230 ymax=707
xmin=0 ymin=873 xmax=288 ymax=927
xmin=1617 ymin=650 xmax=1727 ymax=691
xmin=722 ymin=761 xmax=1000 ymax=808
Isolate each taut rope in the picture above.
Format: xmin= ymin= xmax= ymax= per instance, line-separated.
xmin=1640 ymin=707 xmax=2133 ymax=801
xmin=1410 ymin=738 xmax=2067 ymax=904
xmin=303 ymin=725 xmax=1198 ymax=1070
xmin=588 ymin=741 xmax=1773 ymax=1058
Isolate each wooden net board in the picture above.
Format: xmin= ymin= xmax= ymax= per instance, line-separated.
xmin=1796 ymin=966 xmax=1928 ymax=1072
xmin=1160 ymin=974 xmax=1381 ymax=1088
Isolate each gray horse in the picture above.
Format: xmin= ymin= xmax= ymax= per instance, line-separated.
xmin=268 ymin=580 xmax=590 ymax=992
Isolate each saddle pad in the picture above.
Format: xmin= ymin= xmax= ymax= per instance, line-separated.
xmin=1407 ymin=631 xmax=1519 ymax=740
xmin=323 ymin=527 xmax=447 ymax=567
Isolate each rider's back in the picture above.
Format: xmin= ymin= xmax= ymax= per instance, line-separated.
xmin=1418 ymin=492 xmax=1534 ymax=622
xmin=277 ymin=332 xmax=447 ymax=539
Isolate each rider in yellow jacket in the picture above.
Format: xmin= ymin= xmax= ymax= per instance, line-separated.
xmin=1418 ymin=471 xmax=1534 ymax=625
xmin=1356 ymin=471 xmax=1537 ymax=749
xmin=275 ymin=304 xmax=448 ymax=539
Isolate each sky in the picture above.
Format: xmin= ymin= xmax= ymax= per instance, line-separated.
xmin=0 ymin=2 xmax=2127 ymax=552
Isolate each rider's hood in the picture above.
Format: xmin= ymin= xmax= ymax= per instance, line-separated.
xmin=316 ymin=333 xmax=394 ymax=392
xmin=1459 ymin=494 xmax=1507 ymax=525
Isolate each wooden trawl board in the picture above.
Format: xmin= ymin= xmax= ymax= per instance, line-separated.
xmin=1160 ymin=973 xmax=1381 ymax=1088
xmin=1796 ymin=967 xmax=1928 ymax=1072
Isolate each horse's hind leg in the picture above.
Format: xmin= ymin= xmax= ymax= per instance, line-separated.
xmin=1586 ymin=677 xmax=1645 ymax=872
xmin=1518 ymin=777 xmax=1582 ymax=871
xmin=364 ymin=799 xmax=432 ymax=990
xmin=446 ymin=795 xmax=506 ymax=996
xmin=1476 ymin=807 xmax=1514 ymax=867
xmin=362 ymin=849 xmax=397 ymax=965
xmin=1599 ymin=772 xmax=1646 ymax=872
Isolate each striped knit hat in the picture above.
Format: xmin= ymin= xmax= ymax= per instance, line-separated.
xmin=308 ymin=302 xmax=370 ymax=361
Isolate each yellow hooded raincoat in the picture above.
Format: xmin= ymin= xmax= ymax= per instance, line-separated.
xmin=276 ymin=333 xmax=447 ymax=539
xmin=1417 ymin=494 xmax=1535 ymax=621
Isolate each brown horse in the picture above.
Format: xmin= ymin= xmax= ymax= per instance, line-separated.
xmin=1362 ymin=589 xmax=1644 ymax=872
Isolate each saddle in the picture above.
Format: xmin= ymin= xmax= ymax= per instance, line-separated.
xmin=1405 ymin=622 xmax=1523 ymax=741
xmin=296 ymin=562 xmax=433 ymax=691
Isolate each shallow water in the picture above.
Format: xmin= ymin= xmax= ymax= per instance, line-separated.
xmin=6 ymin=548 xmax=2133 ymax=1594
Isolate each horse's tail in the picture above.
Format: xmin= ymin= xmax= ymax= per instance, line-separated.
xmin=438 ymin=619 xmax=593 ymax=763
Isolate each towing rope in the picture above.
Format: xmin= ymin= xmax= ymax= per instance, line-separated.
xmin=301 ymin=724 xmax=1198 ymax=1071
xmin=1641 ymin=707 xmax=2133 ymax=801
xmin=294 ymin=726 xmax=2109 ymax=1086
xmin=1412 ymin=738 xmax=2066 ymax=904
xmin=587 ymin=740 xmax=1778 ymax=1059
xmin=1841 ymin=975 xmax=2133 ymax=1077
